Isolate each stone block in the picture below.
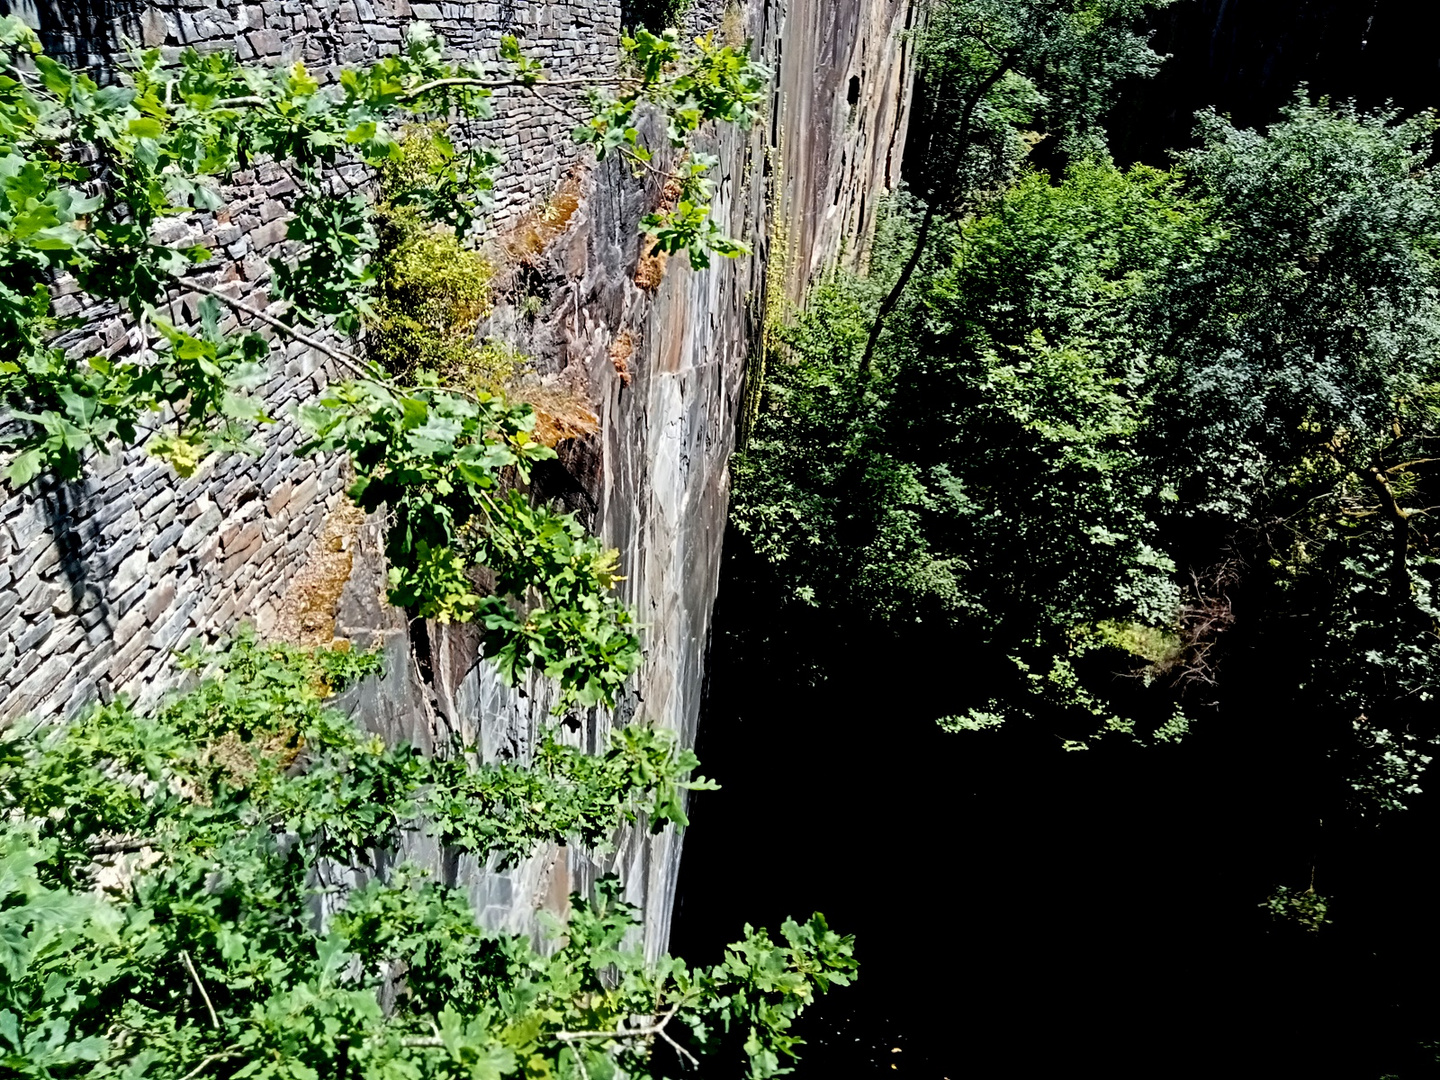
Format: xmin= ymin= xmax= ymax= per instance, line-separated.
xmin=35 ymin=623 xmax=83 ymax=664
xmin=251 ymin=219 xmax=288 ymax=248
xmin=146 ymin=578 xmax=179 ymax=624
xmin=108 ymin=628 xmax=152 ymax=684
xmin=8 ymin=655 xmax=68 ymax=718
xmin=152 ymin=544 xmax=181 ymax=578
xmin=98 ymin=503 xmax=141 ymax=538
xmin=77 ymin=588 xmax=105 ymax=621
xmin=62 ymin=677 xmax=100 ymax=719
xmin=19 ymin=581 xmax=57 ymax=619
xmin=5 ymin=647 xmax=41 ymax=695
xmin=141 ymin=487 xmax=177 ymax=524
xmin=288 ymin=475 xmax=321 ymax=515
xmin=52 ymin=584 xmax=78 ymax=616
xmin=7 ymin=536 xmax=59 ymax=582
xmin=195 ymin=525 xmax=223 ymax=564
xmin=108 ymin=548 xmax=150 ymax=598
xmin=111 ymin=598 xmax=149 ymax=646
xmin=15 ymin=613 xmax=55 ymax=654
xmin=179 ymin=505 xmax=224 ymax=552
xmin=219 ymin=477 xmax=262 ymax=513
xmin=150 ymin=520 xmax=186 ymax=559
xmin=6 ymin=505 xmax=50 ymax=549
xmin=248 ymin=28 xmax=283 ymax=55
xmin=154 ymin=597 xmax=200 ymax=652
xmin=221 ymin=535 xmax=265 ymax=579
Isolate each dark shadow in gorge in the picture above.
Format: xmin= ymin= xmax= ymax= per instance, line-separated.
xmin=1109 ymin=0 xmax=1440 ymax=167
xmin=672 ymin=7 xmax=1440 ymax=1074
xmin=671 ymin=526 xmax=1440 ymax=1078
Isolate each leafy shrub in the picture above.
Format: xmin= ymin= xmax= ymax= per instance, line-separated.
xmin=0 ymin=636 xmax=854 ymax=1080
xmin=1261 ymin=885 xmax=1332 ymax=932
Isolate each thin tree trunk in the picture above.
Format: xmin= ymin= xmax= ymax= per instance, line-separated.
xmin=854 ymin=199 xmax=938 ymax=382
xmin=853 ymin=53 xmax=1015 ymax=383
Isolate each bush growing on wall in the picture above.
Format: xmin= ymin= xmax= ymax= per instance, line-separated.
xmin=0 ymin=16 xmax=764 ymax=707
xmin=0 ymin=634 xmax=855 ymax=1079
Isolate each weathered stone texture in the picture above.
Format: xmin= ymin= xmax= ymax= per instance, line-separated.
xmin=0 ymin=0 xmax=915 ymax=961
xmin=0 ymin=372 xmax=351 ymax=722
xmin=21 ymin=0 xmax=625 ymax=222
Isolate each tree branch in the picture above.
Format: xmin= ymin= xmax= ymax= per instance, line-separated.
xmin=554 ymin=1000 xmax=691 ymax=1048
xmin=188 ymin=283 xmax=375 ymax=382
xmin=180 ymin=949 xmax=221 ymax=1030
xmin=1327 ymin=442 xmax=1416 ymax=598
xmin=176 ymin=1050 xmax=239 ymax=1080
xmin=853 ymin=50 xmax=1017 ymax=384
xmin=1385 ymin=457 xmax=1440 ymax=473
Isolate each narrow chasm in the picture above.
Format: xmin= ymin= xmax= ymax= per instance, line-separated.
xmin=673 ymin=2 xmax=1440 ymax=1077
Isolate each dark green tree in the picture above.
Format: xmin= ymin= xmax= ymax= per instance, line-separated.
xmin=858 ymin=0 xmax=1173 ymax=379
xmin=739 ymin=92 xmax=1440 ymax=790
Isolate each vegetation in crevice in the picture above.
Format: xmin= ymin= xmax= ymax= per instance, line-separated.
xmin=0 ymin=634 xmax=854 ymax=1080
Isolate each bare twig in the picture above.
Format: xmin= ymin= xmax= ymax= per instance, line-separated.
xmin=656 ymin=1024 xmax=700 ymax=1069
xmin=176 ymin=1049 xmax=239 ymax=1080
xmin=180 ymin=949 xmax=221 ymax=1030
xmin=555 ymin=1000 xmax=691 ymax=1050
xmin=188 ymin=283 xmax=376 ymax=382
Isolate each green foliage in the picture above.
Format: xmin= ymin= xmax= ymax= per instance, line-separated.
xmin=1261 ymin=885 xmax=1332 ymax=933
xmin=368 ymin=200 xmax=503 ymax=388
xmin=738 ymin=164 xmax=1205 ymax=741
xmin=295 ymin=377 xmax=641 ymax=708
xmin=907 ymin=0 xmax=1174 ymax=207
xmin=1 ymin=16 xmax=766 ymax=709
xmin=0 ymin=637 xmax=852 ymax=1080
xmin=642 ymin=153 xmax=749 ymax=269
xmin=367 ymin=127 xmax=532 ymax=398
xmin=741 ymin=92 xmax=1440 ymax=791
xmin=577 ymin=28 xmax=766 ymax=267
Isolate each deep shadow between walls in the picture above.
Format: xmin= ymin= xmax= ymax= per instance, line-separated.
xmin=671 ymin=528 xmax=1440 ymax=1079
xmin=672 ymin=6 xmax=1440 ymax=1074
xmin=1110 ymin=0 xmax=1440 ymax=167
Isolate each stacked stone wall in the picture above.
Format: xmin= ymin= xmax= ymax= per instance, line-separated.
xmin=23 ymin=0 xmax=625 ymax=221
xmin=0 ymin=0 xmax=918 ymax=964
xmin=0 ymin=0 xmax=632 ymax=721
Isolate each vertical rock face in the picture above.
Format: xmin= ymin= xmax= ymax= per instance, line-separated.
xmin=772 ymin=0 xmax=914 ymax=295
xmin=393 ymin=0 xmax=918 ymax=960
xmin=0 ymin=0 xmax=913 ymax=955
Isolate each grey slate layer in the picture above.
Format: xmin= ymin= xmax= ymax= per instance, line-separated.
xmin=0 ymin=0 xmax=914 ymax=959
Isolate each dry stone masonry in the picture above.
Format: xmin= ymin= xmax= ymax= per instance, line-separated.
xmin=0 ymin=0 xmax=916 ymax=957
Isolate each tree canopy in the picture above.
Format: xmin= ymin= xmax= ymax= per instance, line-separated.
xmin=736 ymin=8 xmax=1440 ymax=807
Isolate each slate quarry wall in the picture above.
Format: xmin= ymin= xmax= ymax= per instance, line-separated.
xmin=0 ymin=0 xmax=915 ymax=956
